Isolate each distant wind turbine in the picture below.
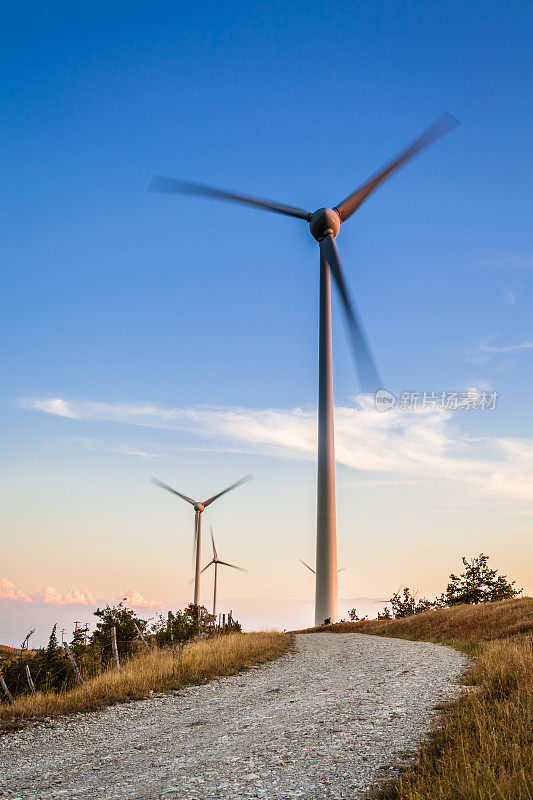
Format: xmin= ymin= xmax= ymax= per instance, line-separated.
xmin=299 ymin=559 xmax=345 ymax=575
xmin=151 ymin=474 xmax=252 ymax=605
xmin=148 ymin=113 xmax=459 ymax=625
xmin=201 ymin=527 xmax=247 ymax=617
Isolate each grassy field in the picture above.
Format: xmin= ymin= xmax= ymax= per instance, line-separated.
xmin=301 ymin=598 xmax=533 ymax=800
xmin=0 ymin=631 xmax=291 ymax=729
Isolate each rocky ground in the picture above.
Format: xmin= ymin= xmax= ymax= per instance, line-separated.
xmin=0 ymin=632 xmax=466 ymax=799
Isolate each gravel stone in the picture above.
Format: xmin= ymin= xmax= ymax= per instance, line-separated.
xmin=0 ymin=633 xmax=466 ymax=799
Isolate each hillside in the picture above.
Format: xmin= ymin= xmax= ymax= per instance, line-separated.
xmin=298 ymin=596 xmax=533 ymax=648
xmin=0 ymin=645 xmax=26 ymax=658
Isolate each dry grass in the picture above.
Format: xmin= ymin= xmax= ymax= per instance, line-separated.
xmin=300 ymin=598 xmax=533 ymax=800
xmin=0 ymin=645 xmax=26 ymax=656
xmin=297 ymin=596 xmax=533 ymax=647
xmin=0 ymin=631 xmax=291 ymax=730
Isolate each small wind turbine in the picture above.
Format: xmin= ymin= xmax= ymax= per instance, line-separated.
xmin=148 ymin=114 xmax=458 ymax=625
xmin=151 ymin=474 xmax=252 ymax=605
xmin=201 ymin=526 xmax=247 ymax=617
xmin=299 ymin=559 xmax=345 ymax=575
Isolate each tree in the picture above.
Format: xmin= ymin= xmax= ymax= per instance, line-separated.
xmin=71 ymin=627 xmax=87 ymax=649
xmin=90 ymin=603 xmax=147 ymax=662
xmin=46 ymin=623 xmax=59 ymax=655
xmin=36 ymin=624 xmax=72 ymax=692
xmin=443 ymin=554 xmax=522 ymax=606
xmin=377 ymin=607 xmax=392 ymax=620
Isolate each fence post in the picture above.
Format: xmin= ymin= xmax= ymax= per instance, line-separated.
xmin=63 ymin=642 xmax=85 ymax=684
xmin=25 ymin=664 xmax=36 ymax=695
xmin=0 ymin=675 xmax=13 ymax=704
xmin=111 ymin=626 xmax=120 ymax=671
xmin=134 ymin=622 xmax=152 ymax=654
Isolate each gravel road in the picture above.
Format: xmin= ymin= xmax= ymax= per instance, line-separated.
xmin=0 ymin=633 xmax=466 ymax=800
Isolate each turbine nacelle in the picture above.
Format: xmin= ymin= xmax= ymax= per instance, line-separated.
xmin=309 ymin=207 xmax=341 ymax=242
xmin=194 ymin=502 xmax=205 ymax=513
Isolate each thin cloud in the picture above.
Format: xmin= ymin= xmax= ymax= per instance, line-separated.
xmin=22 ymin=397 xmax=80 ymax=419
xmin=66 ymin=437 xmax=166 ymax=459
xmin=479 ymin=254 xmax=533 ymax=270
xmin=480 ymin=341 xmax=533 ymax=354
xmin=19 ymin=395 xmax=533 ymax=501
xmin=466 ymin=339 xmax=533 ymax=364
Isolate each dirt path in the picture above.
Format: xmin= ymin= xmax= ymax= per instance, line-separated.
xmin=0 ymin=633 xmax=466 ymax=799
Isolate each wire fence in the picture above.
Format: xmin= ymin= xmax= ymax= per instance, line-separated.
xmin=0 ymin=610 xmax=240 ymax=704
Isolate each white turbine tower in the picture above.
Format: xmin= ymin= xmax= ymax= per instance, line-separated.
xmin=148 ymin=114 xmax=458 ymax=625
xmin=151 ymin=474 xmax=252 ymax=606
xmin=201 ymin=527 xmax=247 ymax=617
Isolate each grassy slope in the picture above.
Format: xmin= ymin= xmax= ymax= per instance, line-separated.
xmin=300 ymin=598 xmax=533 ymax=800
xmin=0 ymin=631 xmax=291 ymax=730
xmin=0 ymin=645 xmax=25 ymax=655
xmin=298 ymin=596 xmax=533 ymax=647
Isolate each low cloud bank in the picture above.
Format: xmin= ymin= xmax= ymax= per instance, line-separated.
xmin=0 ymin=578 xmax=31 ymax=603
xmin=1 ymin=577 xmax=163 ymax=610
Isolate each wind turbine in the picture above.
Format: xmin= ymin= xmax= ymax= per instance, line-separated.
xmin=151 ymin=474 xmax=252 ymax=605
xmin=201 ymin=526 xmax=247 ymax=617
xmin=148 ymin=113 xmax=458 ymax=625
xmin=299 ymin=559 xmax=345 ymax=575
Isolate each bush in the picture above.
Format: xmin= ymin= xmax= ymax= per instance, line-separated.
xmin=390 ymin=587 xmax=438 ymax=619
xmin=150 ymin=604 xmax=213 ymax=651
xmin=349 ymin=608 xmax=368 ymax=621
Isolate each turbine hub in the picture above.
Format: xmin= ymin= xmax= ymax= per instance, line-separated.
xmin=194 ymin=502 xmax=204 ymax=513
xmin=309 ymin=207 xmax=341 ymax=242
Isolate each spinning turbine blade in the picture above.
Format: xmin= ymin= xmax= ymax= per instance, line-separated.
xmin=148 ymin=175 xmax=311 ymax=221
xmin=151 ymin=477 xmax=196 ymax=506
xmin=299 ymin=559 xmax=316 ymax=574
xmin=201 ymin=559 xmax=215 ymax=574
xmin=203 ymin=473 xmax=253 ymax=508
xmin=335 ymin=113 xmax=459 ymax=222
xmin=319 ymin=235 xmax=381 ymax=393
xmin=210 ymin=526 xmax=218 ymax=560
xmin=218 ymin=560 xmax=248 ymax=572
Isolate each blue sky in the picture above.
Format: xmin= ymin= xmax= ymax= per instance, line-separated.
xmin=1 ymin=1 xmax=532 ymax=643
